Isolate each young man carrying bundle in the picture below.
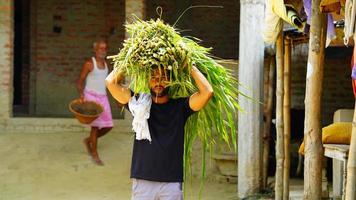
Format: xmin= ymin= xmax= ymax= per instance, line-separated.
xmin=105 ymin=64 xmax=213 ymax=200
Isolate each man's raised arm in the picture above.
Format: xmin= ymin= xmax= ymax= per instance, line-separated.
xmin=189 ymin=65 xmax=213 ymax=111
xmin=105 ymin=70 xmax=131 ymax=105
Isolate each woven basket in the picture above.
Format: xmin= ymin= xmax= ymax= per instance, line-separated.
xmin=69 ymin=99 xmax=103 ymax=124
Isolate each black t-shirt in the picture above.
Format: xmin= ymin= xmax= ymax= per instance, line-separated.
xmin=129 ymin=97 xmax=195 ymax=182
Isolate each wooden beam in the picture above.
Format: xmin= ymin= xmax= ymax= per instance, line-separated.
xmin=345 ymin=42 xmax=356 ymax=199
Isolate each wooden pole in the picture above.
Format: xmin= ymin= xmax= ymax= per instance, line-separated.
xmin=346 ymin=102 xmax=356 ymax=199
xmin=262 ymin=56 xmax=275 ymax=188
xmin=345 ymin=36 xmax=356 ymax=200
xmin=303 ymin=0 xmax=327 ymax=198
xmin=262 ymin=57 xmax=271 ymax=189
xmin=238 ymin=0 xmax=265 ymax=198
xmin=283 ymin=38 xmax=291 ymax=200
xmin=275 ymin=31 xmax=284 ymax=200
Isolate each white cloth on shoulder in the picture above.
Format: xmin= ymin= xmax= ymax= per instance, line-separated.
xmin=128 ymin=93 xmax=152 ymax=142
xmin=344 ymin=0 xmax=356 ymax=45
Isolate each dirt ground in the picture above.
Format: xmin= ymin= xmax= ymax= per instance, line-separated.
xmin=0 ymin=131 xmax=237 ymax=200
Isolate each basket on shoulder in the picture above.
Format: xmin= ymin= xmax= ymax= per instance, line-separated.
xmin=69 ymin=99 xmax=103 ymax=124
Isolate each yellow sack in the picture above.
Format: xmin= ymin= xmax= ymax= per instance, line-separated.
xmin=298 ymin=122 xmax=352 ymax=155
xmin=263 ymin=0 xmax=284 ymax=44
xmin=263 ymin=0 xmax=305 ymax=44
xmin=270 ymin=0 xmax=305 ymax=30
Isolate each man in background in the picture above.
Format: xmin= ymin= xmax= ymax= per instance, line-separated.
xmin=77 ymin=39 xmax=113 ymax=166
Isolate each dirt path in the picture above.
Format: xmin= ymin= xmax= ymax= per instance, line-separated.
xmin=0 ymin=131 xmax=236 ymax=200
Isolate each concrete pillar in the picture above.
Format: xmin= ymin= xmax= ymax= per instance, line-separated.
xmin=0 ymin=0 xmax=14 ymax=119
xmin=238 ymin=0 xmax=265 ymax=198
xmin=125 ymin=0 xmax=145 ymax=38
xmin=122 ymin=0 xmax=145 ymax=123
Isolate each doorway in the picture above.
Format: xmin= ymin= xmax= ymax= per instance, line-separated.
xmin=13 ymin=0 xmax=30 ymax=116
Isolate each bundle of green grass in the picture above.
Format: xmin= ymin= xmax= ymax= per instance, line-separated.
xmin=109 ymin=17 xmax=241 ymax=182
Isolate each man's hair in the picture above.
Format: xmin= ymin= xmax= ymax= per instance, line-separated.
xmin=151 ymin=64 xmax=171 ymax=79
xmin=93 ymin=38 xmax=108 ymax=49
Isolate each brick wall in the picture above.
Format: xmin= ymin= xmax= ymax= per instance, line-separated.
xmin=125 ymin=0 xmax=145 ymax=22
xmin=30 ymin=0 xmax=125 ymax=117
xmin=4 ymin=0 xmax=353 ymax=125
xmin=189 ymin=0 xmax=239 ymax=59
xmin=146 ymin=0 xmax=239 ymax=59
xmin=290 ymin=44 xmax=354 ymax=126
xmin=0 ymin=0 xmax=13 ymax=119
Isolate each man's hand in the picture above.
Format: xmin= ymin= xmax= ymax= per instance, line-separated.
xmin=79 ymin=93 xmax=85 ymax=103
xmin=190 ymin=62 xmax=198 ymax=74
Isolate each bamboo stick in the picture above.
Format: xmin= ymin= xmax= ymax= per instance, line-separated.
xmin=262 ymin=56 xmax=276 ymax=188
xmin=275 ymin=31 xmax=284 ymax=200
xmin=283 ymin=38 xmax=291 ymax=200
xmin=303 ymin=0 xmax=327 ymax=198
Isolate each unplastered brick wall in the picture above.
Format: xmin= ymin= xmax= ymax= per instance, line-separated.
xmin=125 ymin=0 xmax=145 ymax=23
xmin=290 ymin=44 xmax=354 ymax=126
xmin=0 ymin=0 xmax=13 ymax=119
xmin=146 ymin=0 xmax=239 ymax=59
xmin=189 ymin=0 xmax=239 ymax=59
xmin=30 ymin=0 xmax=125 ymax=117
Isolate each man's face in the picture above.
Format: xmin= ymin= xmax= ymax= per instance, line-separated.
xmin=149 ymin=68 xmax=170 ymax=97
xmin=94 ymin=42 xmax=108 ymax=59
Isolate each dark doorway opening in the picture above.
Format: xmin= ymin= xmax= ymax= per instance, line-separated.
xmin=13 ymin=0 xmax=30 ymax=116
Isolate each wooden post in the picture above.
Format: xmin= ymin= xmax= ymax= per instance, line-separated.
xmin=262 ymin=56 xmax=275 ymax=188
xmin=262 ymin=56 xmax=270 ymax=188
xmin=303 ymin=0 xmax=327 ymax=198
xmin=346 ymin=102 xmax=356 ymax=199
xmin=345 ymin=37 xmax=356 ymax=199
xmin=283 ymin=38 xmax=291 ymax=200
xmin=238 ymin=0 xmax=265 ymax=198
xmin=275 ymin=31 xmax=284 ymax=200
